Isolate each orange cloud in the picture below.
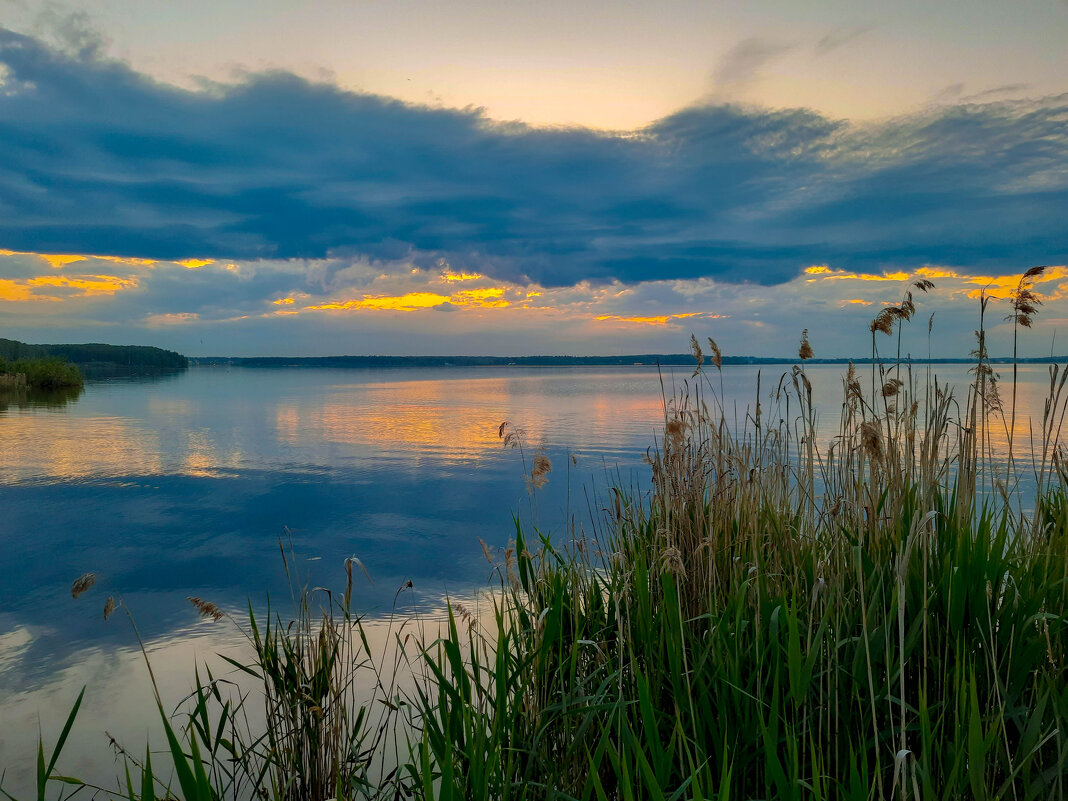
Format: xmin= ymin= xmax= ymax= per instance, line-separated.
xmin=915 ymin=266 xmax=959 ymax=279
xmin=0 ymin=280 xmax=60 ymax=302
xmin=0 ymin=248 xmax=160 ymax=269
xmin=27 ymin=274 xmax=139 ymax=295
xmin=594 ymin=312 xmax=710 ymax=326
xmin=818 ymin=269 xmax=910 ymax=282
xmin=98 ymin=255 xmax=156 ymax=267
xmin=273 ymin=297 xmax=296 ymax=305
xmin=842 ymin=299 xmax=873 ymax=306
xmin=0 ymin=250 xmax=90 ymax=269
xmin=303 ymin=286 xmax=515 ymax=313
xmin=308 ymin=292 xmax=451 ymax=312
xmin=177 ymin=259 xmax=214 ymax=269
xmin=0 ymin=274 xmax=138 ymax=301
xmin=40 ymin=254 xmax=88 ymax=269
xmin=452 ymin=287 xmax=510 ymax=307
xmin=962 ymin=266 xmax=1068 ymax=299
xmin=144 ymin=312 xmax=200 ymax=325
xmin=442 ymin=272 xmax=484 ymax=282
xmin=595 ymin=315 xmax=674 ymax=325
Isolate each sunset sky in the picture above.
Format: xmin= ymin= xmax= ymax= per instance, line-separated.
xmin=1 ymin=1 xmax=1067 ymax=357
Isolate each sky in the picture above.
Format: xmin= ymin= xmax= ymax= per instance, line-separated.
xmin=0 ymin=1 xmax=1067 ymax=358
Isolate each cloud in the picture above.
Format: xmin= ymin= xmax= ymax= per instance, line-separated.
xmin=28 ymin=5 xmax=108 ymax=60
xmin=144 ymin=311 xmax=200 ymax=325
xmin=935 ymin=83 xmax=966 ymax=101
xmin=958 ymin=84 xmax=1031 ymax=102
xmin=712 ymin=37 xmax=794 ymax=90
xmin=593 ymin=312 xmax=709 ymax=327
xmin=0 ymin=28 xmax=1065 ymax=295
xmin=938 ymin=83 xmax=1033 ymax=104
xmin=814 ymin=26 xmax=872 ymax=57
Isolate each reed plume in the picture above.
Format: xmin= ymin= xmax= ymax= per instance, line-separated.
xmin=71 ymin=573 xmax=96 ymax=599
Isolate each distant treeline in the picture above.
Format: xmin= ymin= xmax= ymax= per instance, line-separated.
xmin=0 ymin=338 xmax=188 ymax=368
xmin=190 ymin=353 xmax=1068 ymax=368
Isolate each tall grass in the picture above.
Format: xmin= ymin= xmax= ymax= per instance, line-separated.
xmin=170 ymin=543 xmax=416 ymax=801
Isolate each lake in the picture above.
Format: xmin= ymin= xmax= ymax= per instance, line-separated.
xmin=0 ymin=362 xmax=1057 ymax=787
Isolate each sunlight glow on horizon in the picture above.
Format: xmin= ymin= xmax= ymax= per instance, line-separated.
xmin=2 ymin=251 xmax=1067 ymax=361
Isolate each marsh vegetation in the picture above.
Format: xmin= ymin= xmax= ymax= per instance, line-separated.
xmin=0 ymin=356 xmax=83 ymax=390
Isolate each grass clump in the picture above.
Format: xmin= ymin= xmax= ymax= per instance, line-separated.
xmin=0 ymin=357 xmax=83 ymax=390
xmin=415 ymin=291 xmax=1068 ymax=799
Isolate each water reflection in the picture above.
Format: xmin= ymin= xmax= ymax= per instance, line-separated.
xmin=0 ymin=368 xmax=673 ymax=483
xmin=0 ymin=384 xmax=83 ymax=412
xmin=280 ymin=373 xmax=666 ymax=462
xmin=80 ymin=364 xmax=187 ymax=383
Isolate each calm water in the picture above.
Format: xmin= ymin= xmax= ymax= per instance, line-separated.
xmin=0 ymin=363 xmax=1057 ymax=786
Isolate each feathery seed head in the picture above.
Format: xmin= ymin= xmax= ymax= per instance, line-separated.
xmin=707 ymin=337 xmax=723 ymax=369
xmin=71 ymin=573 xmax=96 ymax=599
xmin=860 ymin=420 xmax=884 ymax=463
xmin=881 ymin=378 xmax=904 ymax=398
xmin=690 ymin=333 xmax=704 ymax=377
xmin=870 ymin=308 xmax=895 ymax=336
xmin=665 ymin=418 xmax=687 ymax=450
xmin=661 ymin=546 xmax=686 ymax=579
xmin=188 ymin=596 xmax=224 ymax=622
xmin=529 ymin=452 xmax=552 ymax=490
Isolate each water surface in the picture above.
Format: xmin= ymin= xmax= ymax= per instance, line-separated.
xmin=0 ymin=363 xmax=1057 ymax=786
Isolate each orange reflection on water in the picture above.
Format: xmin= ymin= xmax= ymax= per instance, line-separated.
xmin=271 ymin=372 xmax=667 ymax=463
xmin=276 ymin=403 xmax=302 ymax=445
xmin=0 ymin=408 xmax=239 ymax=483
xmin=965 ymin=372 xmax=1068 ymax=462
xmin=0 ymin=415 xmax=163 ymax=482
xmin=290 ymin=380 xmax=508 ymax=461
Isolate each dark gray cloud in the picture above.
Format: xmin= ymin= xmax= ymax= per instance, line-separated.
xmin=0 ymin=28 xmax=1066 ymax=289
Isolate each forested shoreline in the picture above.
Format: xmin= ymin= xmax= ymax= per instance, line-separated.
xmin=0 ymin=338 xmax=188 ymax=369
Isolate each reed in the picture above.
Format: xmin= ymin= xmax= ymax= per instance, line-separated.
xmin=413 ymin=286 xmax=1068 ymax=799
